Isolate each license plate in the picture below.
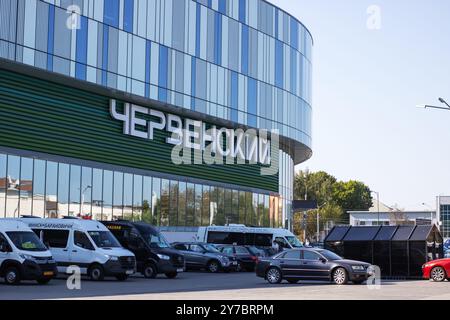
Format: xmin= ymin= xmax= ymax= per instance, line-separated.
xmin=177 ymin=268 xmax=184 ymax=273
xmin=126 ymin=270 xmax=134 ymax=275
xmin=43 ymin=271 xmax=54 ymax=277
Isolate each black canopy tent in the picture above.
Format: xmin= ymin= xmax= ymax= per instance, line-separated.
xmin=409 ymin=225 xmax=443 ymax=278
xmin=342 ymin=226 xmax=381 ymax=264
xmin=373 ymin=226 xmax=398 ymax=277
xmin=323 ymin=226 xmax=350 ymax=257
xmin=324 ymin=225 xmax=444 ymax=279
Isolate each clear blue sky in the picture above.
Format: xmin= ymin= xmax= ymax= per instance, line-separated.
xmin=271 ymin=0 xmax=450 ymax=210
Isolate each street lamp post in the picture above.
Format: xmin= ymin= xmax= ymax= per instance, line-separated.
xmin=316 ymin=202 xmax=328 ymax=243
xmin=417 ymin=97 xmax=450 ymax=111
xmin=422 ymin=203 xmax=434 ymax=224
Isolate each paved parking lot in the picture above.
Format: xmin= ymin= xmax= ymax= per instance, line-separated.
xmin=0 ymin=272 xmax=449 ymax=300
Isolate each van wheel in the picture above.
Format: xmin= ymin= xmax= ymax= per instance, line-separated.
xmin=4 ymin=266 xmax=21 ymax=285
xmin=37 ymin=278 xmax=52 ymax=285
xmin=115 ymin=274 xmax=129 ymax=281
xmin=143 ymin=263 xmax=157 ymax=279
xmin=165 ymin=272 xmax=178 ymax=279
xmin=88 ymin=264 xmax=105 ymax=281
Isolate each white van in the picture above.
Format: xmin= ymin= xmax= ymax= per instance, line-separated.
xmin=0 ymin=219 xmax=57 ymax=285
xmin=196 ymin=225 xmax=303 ymax=249
xmin=20 ymin=218 xmax=136 ymax=281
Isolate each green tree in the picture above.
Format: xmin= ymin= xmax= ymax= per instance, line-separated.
xmin=294 ymin=170 xmax=337 ymax=205
xmin=332 ymin=180 xmax=373 ymax=211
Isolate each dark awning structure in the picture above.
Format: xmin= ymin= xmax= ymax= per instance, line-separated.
xmin=324 ymin=225 xmax=444 ymax=279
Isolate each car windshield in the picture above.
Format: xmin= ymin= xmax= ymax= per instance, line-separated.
xmin=6 ymin=231 xmax=48 ymax=252
xmin=319 ymin=250 xmax=343 ymax=261
xmin=203 ymin=244 xmax=220 ymax=253
xmin=286 ymin=236 xmax=303 ymax=248
xmin=143 ymin=233 xmax=170 ymax=249
xmin=88 ymin=231 xmax=121 ymax=248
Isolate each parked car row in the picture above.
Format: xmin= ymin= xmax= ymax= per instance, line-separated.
xmin=0 ymin=218 xmax=281 ymax=285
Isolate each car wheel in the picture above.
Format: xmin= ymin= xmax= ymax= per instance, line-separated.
xmin=88 ymin=264 xmax=105 ymax=281
xmin=207 ymin=260 xmax=220 ymax=273
xmin=332 ymin=267 xmax=348 ymax=285
xmin=115 ymin=274 xmax=129 ymax=281
xmin=165 ymin=272 xmax=178 ymax=279
xmin=430 ymin=266 xmax=446 ymax=282
xmin=36 ymin=278 xmax=52 ymax=285
xmin=143 ymin=263 xmax=158 ymax=279
xmin=266 ymin=267 xmax=282 ymax=284
xmin=4 ymin=266 xmax=21 ymax=285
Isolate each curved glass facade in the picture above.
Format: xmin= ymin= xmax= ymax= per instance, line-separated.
xmin=0 ymin=0 xmax=313 ymax=229
xmin=0 ymin=0 xmax=312 ymax=156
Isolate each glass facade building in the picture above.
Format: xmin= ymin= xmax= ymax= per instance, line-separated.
xmin=438 ymin=196 xmax=450 ymax=240
xmin=0 ymin=0 xmax=313 ymax=231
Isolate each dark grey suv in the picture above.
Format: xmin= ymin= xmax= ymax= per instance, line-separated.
xmin=256 ymin=248 xmax=371 ymax=285
xmin=172 ymin=242 xmax=238 ymax=273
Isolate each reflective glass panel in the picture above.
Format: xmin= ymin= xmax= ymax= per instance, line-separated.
xmin=57 ymin=163 xmax=70 ymax=217
xmin=152 ymin=178 xmax=161 ymax=226
xmin=81 ymin=167 xmax=92 ymax=218
xmin=169 ymin=180 xmax=178 ymax=226
xmin=6 ymin=155 xmax=20 ymax=217
xmin=178 ymin=182 xmax=186 ymax=226
xmin=103 ymin=170 xmax=113 ymax=221
xmin=32 ymin=159 xmax=45 ymax=217
xmin=20 ymin=157 xmax=33 ymax=216
xmin=133 ymin=175 xmax=143 ymax=221
xmin=0 ymin=154 xmax=6 ymax=217
xmin=113 ymin=172 xmax=124 ymax=219
xmin=142 ymin=176 xmax=152 ymax=223
xmin=123 ymin=173 xmax=133 ymax=220
xmin=45 ymin=162 xmax=58 ymax=218
xmin=91 ymin=168 xmax=103 ymax=220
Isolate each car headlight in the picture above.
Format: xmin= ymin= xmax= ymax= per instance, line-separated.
xmin=106 ymin=255 xmax=119 ymax=261
xmin=351 ymin=265 xmax=366 ymax=271
xmin=157 ymin=254 xmax=171 ymax=261
xmin=218 ymin=256 xmax=230 ymax=263
xmin=19 ymin=254 xmax=36 ymax=261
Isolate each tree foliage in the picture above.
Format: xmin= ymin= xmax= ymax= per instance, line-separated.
xmin=293 ymin=170 xmax=373 ymax=241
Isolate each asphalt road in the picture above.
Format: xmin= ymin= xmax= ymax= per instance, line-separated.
xmin=0 ymin=272 xmax=449 ymax=300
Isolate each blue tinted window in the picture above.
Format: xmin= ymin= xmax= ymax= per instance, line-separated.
xmin=275 ymin=40 xmax=284 ymax=88
xmin=158 ymin=46 xmax=168 ymax=102
xmin=75 ymin=16 xmax=88 ymax=80
xmin=102 ymin=25 xmax=109 ymax=86
xmin=145 ymin=40 xmax=151 ymax=98
xmin=274 ymin=9 xmax=279 ymax=39
xmin=47 ymin=4 xmax=55 ymax=71
xmin=218 ymin=0 xmax=226 ymax=14
xmin=290 ymin=19 xmax=299 ymax=50
xmin=123 ymin=0 xmax=134 ymax=33
xmin=248 ymin=78 xmax=257 ymax=127
xmin=104 ymin=0 xmax=120 ymax=28
xmin=290 ymin=49 xmax=297 ymax=94
xmin=214 ymin=13 xmax=222 ymax=65
xmin=230 ymin=72 xmax=238 ymax=122
xmin=191 ymin=57 xmax=196 ymax=110
xmin=239 ymin=0 xmax=246 ymax=23
xmin=195 ymin=4 xmax=201 ymax=57
xmin=241 ymin=25 xmax=249 ymax=75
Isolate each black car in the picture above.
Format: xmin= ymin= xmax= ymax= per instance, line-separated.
xmin=172 ymin=242 xmax=238 ymax=273
xmin=256 ymin=248 xmax=371 ymax=285
xmin=217 ymin=245 xmax=259 ymax=272
xmin=102 ymin=221 xmax=185 ymax=279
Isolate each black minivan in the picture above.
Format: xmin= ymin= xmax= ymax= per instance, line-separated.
xmin=102 ymin=221 xmax=185 ymax=279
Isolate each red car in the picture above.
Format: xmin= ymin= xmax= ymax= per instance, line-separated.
xmin=423 ymin=259 xmax=450 ymax=282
